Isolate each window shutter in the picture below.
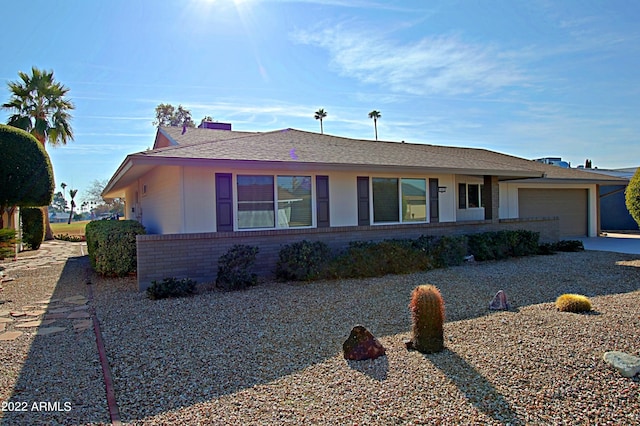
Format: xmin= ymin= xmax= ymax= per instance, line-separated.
xmin=216 ymin=173 xmax=233 ymax=231
xmin=458 ymin=183 xmax=467 ymax=209
xmin=316 ymin=175 xmax=330 ymax=228
xmin=429 ymin=178 xmax=439 ymax=223
xmin=357 ymin=177 xmax=370 ymax=226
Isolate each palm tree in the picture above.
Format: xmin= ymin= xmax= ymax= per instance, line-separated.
xmin=368 ymin=110 xmax=381 ymax=141
xmin=2 ymin=67 xmax=75 ymax=239
xmin=60 ymin=182 xmax=67 ymax=209
xmin=314 ymin=108 xmax=327 ymax=134
xmin=67 ymin=189 xmax=78 ymax=224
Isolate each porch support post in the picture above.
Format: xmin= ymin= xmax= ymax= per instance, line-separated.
xmin=483 ymin=175 xmax=499 ymax=223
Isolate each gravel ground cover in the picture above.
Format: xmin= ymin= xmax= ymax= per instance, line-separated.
xmin=0 ymin=242 xmax=108 ymax=426
xmin=1 ymin=244 xmax=639 ymax=425
xmin=89 ymin=250 xmax=640 ymax=425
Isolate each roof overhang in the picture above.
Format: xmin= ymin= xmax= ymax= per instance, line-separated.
xmin=102 ymin=154 xmax=547 ymax=199
xmin=504 ymin=177 xmax=628 ymax=185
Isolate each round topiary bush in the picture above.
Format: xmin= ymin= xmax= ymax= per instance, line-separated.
xmin=555 ymin=293 xmax=592 ymax=313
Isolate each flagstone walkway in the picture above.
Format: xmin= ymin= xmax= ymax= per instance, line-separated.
xmin=0 ymin=240 xmax=90 ymax=341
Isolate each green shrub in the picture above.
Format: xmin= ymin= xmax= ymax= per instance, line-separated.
xmin=147 ymin=277 xmax=196 ymax=300
xmin=85 ymin=220 xmax=146 ymax=276
xmin=408 ymin=284 xmax=445 ymax=353
xmin=538 ymin=240 xmax=584 ymax=255
xmin=326 ymin=239 xmax=432 ymax=279
xmin=555 ymin=293 xmax=592 ymax=313
xmin=54 ymin=233 xmax=85 ymax=242
xmin=467 ymin=230 xmax=540 ymax=261
xmin=414 ymin=235 xmax=467 ymax=268
xmin=216 ymin=244 xmax=259 ymax=291
xmin=0 ymin=228 xmax=17 ymax=260
xmin=275 ymin=240 xmax=332 ymax=281
xmin=625 ymin=167 xmax=640 ymax=227
xmin=537 ymin=242 xmax=556 ymax=255
xmin=20 ymin=207 xmax=44 ymax=250
xmin=552 ymin=240 xmax=584 ymax=252
xmin=511 ymin=230 xmax=540 ymax=256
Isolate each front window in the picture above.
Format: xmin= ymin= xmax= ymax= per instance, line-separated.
xmin=402 ymin=178 xmax=427 ymax=222
xmin=373 ymin=178 xmax=399 ymax=223
xmin=372 ymin=177 xmax=427 ymax=224
xmin=237 ymin=175 xmax=275 ymax=229
xmin=237 ymin=174 xmax=313 ymax=229
xmin=277 ymin=176 xmax=312 ymax=227
xmin=458 ymin=183 xmax=484 ymax=209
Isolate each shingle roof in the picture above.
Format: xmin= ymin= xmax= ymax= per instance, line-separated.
xmin=103 ymin=126 xmax=625 ymax=197
xmin=158 ymin=126 xmax=258 ymax=147
xmin=146 ymin=127 xmax=624 ymax=182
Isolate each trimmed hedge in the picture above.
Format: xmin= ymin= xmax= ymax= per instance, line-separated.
xmin=274 ymin=229 xmax=545 ymax=283
xmin=275 ymin=240 xmax=332 ymax=281
xmin=326 ymin=239 xmax=433 ymax=279
xmin=467 ymin=230 xmax=539 ymax=261
xmin=0 ymin=228 xmax=17 ymax=260
xmin=21 ymin=207 xmax=44 ymax=250
xmin=0 ymin=125 xmax=54 ymax=214
xmin=414 ymin=235 xmax=468 ymax=268
xmin=85 ymin=220 xmax=146 ymax=276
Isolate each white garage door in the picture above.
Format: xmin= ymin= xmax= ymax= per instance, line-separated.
xmin=518 ymin=188 xmax=588 ymax=237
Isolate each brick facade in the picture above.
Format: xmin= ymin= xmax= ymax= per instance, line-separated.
xmin=136 ymin=217 xmax=559 ymax=291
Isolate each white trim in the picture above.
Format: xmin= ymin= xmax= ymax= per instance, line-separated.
xmin=233 ymin=173 xmax=316 ymax=232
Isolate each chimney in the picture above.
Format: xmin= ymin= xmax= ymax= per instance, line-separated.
xmin=198 ymin=121 xmax=232 ymax=131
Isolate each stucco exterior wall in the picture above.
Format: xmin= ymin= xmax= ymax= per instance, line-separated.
xmin=183 ymin=166 xmax=216 ymax=233
xmin=136 ymin=217 xmax=559 ymax=291
xmin=138 ymin=166 xmax=182 ymax=234
xmin=126 ymin=166 xmax=461 ymax=233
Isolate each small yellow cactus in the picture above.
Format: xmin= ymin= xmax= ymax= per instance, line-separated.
xmin=555 ymin=294 xmax=592 ymax=313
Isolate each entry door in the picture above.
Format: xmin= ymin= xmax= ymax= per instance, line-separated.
xmin=429 ymin=178 xmax=440 ymax=223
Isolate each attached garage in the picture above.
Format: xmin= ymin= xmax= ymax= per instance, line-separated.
xmin=518 ymin=188 xmax=588 ymax=237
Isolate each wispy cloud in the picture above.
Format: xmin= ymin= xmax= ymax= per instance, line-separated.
xmin=292 ymin=24 xmax=526 ymax=97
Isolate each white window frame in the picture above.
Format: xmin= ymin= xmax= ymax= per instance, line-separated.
xmin=371 ymin=177 xmax=428 ymax=225
xmin=458 ymin=183 xmax=484 ymax=209
xmin=234 ymin=174 xmax=315 ymax=231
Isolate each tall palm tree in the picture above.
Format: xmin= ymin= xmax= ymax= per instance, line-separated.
xmin=67 ymin=189 xmax=78 ymax=225
xmin=368 ymin=110 xmax=381 ymax=141
xmin=2 ymin=67 xmax=75 ymax=239
xmin=314 ymin=108 xmax=327 ymax=134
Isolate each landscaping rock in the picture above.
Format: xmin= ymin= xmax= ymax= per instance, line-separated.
xmin=489 ymin=290 xmax=510 ymax=311
xmin=603 ymin=351 xmax=640 ymax=378
xmin=343 ymin=325 xmax=386 ymax=361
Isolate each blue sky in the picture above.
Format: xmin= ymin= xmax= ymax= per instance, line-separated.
xmin=2 ymin=0 xmax=639 ymax=202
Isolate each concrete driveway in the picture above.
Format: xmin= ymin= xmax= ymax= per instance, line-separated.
xmin=578 ymin=232 xmax=640 ymax=255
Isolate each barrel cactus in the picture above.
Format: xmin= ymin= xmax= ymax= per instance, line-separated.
xmin=408 ymin=284 xmax=445 ymax=353
xmin=555 ymin=293 xmax=592 ymax=313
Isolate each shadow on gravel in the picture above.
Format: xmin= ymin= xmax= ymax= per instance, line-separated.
xmin=2 ymin=250 xmax=108 ymax=426
xmin=346 ymin=356 xmax=389 ymax=381
xmin=427 ymin=349 xmax=524 ymax=425
xmin=90 ymin=250 xmax=639 ymax=423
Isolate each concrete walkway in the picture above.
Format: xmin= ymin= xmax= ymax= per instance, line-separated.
xmin=578 ymin=233 xmax=640 ymax=255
